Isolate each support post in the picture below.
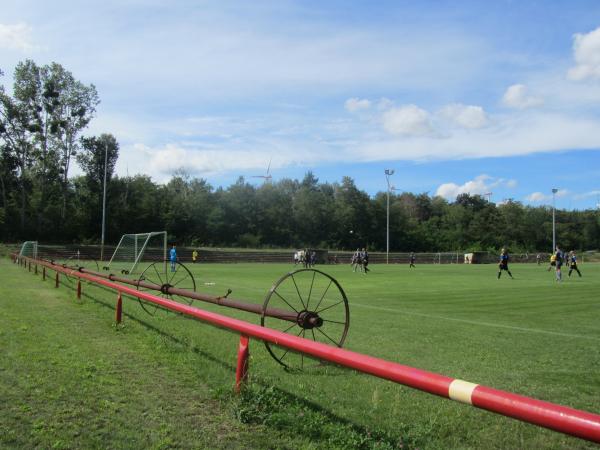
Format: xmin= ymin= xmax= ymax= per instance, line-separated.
xmin=28 ymin=261 xmax=31 ymax=272
xmin=235 ymin=334 xmax=250 ymax=393
xmin=77 ymin=280 xmax=82 ymax=299
xmin=35 ymin=264 xmax=38 ymax=275
xmin=115 ymin=292 xmax=122 ymax=324
xmin=43 ymin=267 xmax=46 ymax=281
xmin=55 ymin=272 xmax=59 ymax=288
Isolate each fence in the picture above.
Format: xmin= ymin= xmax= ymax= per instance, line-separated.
xmin=14 ymin=244 xmax=527 ymax=264
xmin=10 ymin=253 xmax=600 ymax=444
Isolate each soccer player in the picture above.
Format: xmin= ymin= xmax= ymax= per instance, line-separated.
xmin=361 ymin=248 xmax=370 ymax=273
xmin=568 ymin=251 xmax=582 ymax=277
xmin=536 ymin=254 xmax=541 ymax=265
xmin=351 ymin=248 xmax=361 ymax=272
xmin=192 ymin=249 xmax=198 ymax=264
xmin=169 ymin=245 xmax=177 ymax=272
xmin=497 ymin=248 xmax=514 ymax=279
xmin=554 ymin=246 xmax=564 ymax=282
xmin=409 ymin=252 xmax=416 ymax=268
xmin=547 ymin=253 xmax=556 ymax=271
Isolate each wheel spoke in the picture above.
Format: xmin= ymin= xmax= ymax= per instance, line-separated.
xmin=315 ymin=327 xmax=340 ymax=346
xmin=282 ymin=322 xmax=297 ymax=334
xmin=321 ymin=319 xmax=347 ymax=325
xmin=312 ymin=279 xmax=333 ymax=312
xmin=316 ymin=298 xmax=344 ymax=314
xmin=168 ymin=261 xmax=181 ymax=284
xmin=306 ymin=270 xmax=316 ymax=310
xmin=290 ymin=273 xmax=308 ymax=310
xmin=152 ymin=263 xmax=164 ymax=285
xmin=272 ymin=290 xmax=300 ymax=314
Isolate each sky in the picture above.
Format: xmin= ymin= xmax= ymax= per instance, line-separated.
xmin=2 ymin=0 xmax=600 ymax=210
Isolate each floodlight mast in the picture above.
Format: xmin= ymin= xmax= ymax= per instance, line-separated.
xmin=385 ymin=169 xmax=395 ymax=264
xmin=552 ymin=188 xmax=558 ymax=252
xmin=100 ymin=142 xmax=108 ymax=261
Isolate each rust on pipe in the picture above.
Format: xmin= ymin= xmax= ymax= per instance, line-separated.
xmin=74 ymin=266 xmax=300 ymax=323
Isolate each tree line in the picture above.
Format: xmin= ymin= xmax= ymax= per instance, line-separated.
xmin=2 ymin=60 xmax=599 ymax=252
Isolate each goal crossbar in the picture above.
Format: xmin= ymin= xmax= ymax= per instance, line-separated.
xmin=106 ymin=231 xmax=167 ymax=274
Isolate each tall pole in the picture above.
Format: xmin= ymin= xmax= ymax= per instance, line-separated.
xmin=385 ymin=169 xmax=394 ymax=264
xmin=552 ymin=188 xmax=558 ymax=252
xmin=100 ymin=142 xmax=108 ymax=261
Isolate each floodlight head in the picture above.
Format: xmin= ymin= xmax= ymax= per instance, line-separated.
xmin=552 ymin=188 xmax=558 ymax=194
xmin=385 ymin=169 xmax=394 ymax=176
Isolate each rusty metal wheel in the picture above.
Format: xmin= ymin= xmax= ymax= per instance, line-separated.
xmin=59 ymin=254 xmax=99 ymax=284
xmin=261 ymin=269 xmax=350 ymax=370
xmin=136 ymin=261 xmax=196 ymax=316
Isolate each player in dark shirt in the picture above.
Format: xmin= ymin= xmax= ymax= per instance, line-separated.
xmin=568 ymin=251 xmax=582 ymax=277
xmin=497 ymin=248 xmax=514 ymax=279
xmin=554 ymin=246 xmax=564 ymax=282
xmin=409 ymin=252 xmax=416 ymax=268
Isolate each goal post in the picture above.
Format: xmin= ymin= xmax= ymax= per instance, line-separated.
xmin=19 ymin=241 xmax=38 ymax=259
xmin=105 ymin=231 xmax=167 ymax=274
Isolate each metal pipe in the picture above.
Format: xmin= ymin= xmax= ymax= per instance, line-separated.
xmin=55 ymin=262 xmax=299 ymax=323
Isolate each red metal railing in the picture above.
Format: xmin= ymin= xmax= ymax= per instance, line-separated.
xmin=12 ymin=254 xmax=600 ymax=444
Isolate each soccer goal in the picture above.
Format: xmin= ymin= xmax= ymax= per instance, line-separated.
xmin=104 ymin=231 xmax=167 ymax=275
xmin=19 ymin=241 xmax=38 ymax=259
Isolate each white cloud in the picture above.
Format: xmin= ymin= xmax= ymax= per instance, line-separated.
xmin=114 ymin=141 xmax=330 ymax=183
xmin=0 ymin=23 xmax=36 ymax=52
xmin=377 ymin=97 xmax=394 ymax=111
xmin=438 ymin=103 xmax=488 ymax=129
xmin=435 ymin=175 xmax=516 ymax=200
xmin=573 ymin=189 xmax=600 ymax=200
xmin=525 ymin=189 xmax=569 ymax=203
xmin=525 ymin=192 xmax=548 ymax=202
xmin=345 ymin=98 xmax=371 ymax=112
xmin=502 ymin=84 xmax=543 ymax=109
xmin=382 ymin=104 xmax=433 ymax=136
xmin=568 ymin=27 xmax=600 ymax=81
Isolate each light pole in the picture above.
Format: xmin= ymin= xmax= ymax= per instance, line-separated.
xmin=551 ymin=188 xmax=558 ymax=252
xmin=385 ymin=169 xmax=394 ymax=264
xmin=100 ymin=142 xmax=108 ymax=261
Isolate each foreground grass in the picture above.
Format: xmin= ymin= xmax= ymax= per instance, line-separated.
xmin=2 ymin=257 xmax=600 ymax=449
xmin=0 ymin=259 xmax=316 ymax=449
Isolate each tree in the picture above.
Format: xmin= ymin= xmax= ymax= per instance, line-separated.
xmin=0 ymin=76 xmax=37 ymax=234
xmin=50 ymin=63 xmax=100 ymax=218
xmin=78 ymin=134 xmax=119 ymax=187
xmin=76 ymin=134 xmax=119 ymax=235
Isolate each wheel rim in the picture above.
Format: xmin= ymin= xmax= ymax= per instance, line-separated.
xmin=261 ymin=269 xmax=350 ymax=370
xmin=137 ymin=262 xmax=196 ymax=316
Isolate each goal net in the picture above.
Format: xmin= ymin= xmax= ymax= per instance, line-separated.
xmin=105 ymin=231 xmax=167 ymax=274
xmin=19 ymin=241 xmax=38 ymax=259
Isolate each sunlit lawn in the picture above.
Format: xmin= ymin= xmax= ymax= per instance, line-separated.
xmin=2 ymin=256 xmax=599 ymax=449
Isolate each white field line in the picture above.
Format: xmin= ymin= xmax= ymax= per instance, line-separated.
xmin=351 ymin=302 xmax=600 ymax=342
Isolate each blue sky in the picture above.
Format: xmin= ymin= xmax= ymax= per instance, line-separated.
xmin=2 ymin=0 xmax=600 ymax=210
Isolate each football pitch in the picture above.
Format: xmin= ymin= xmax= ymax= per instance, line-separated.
xmin=1 ymin=257 xmax=599 ymax=449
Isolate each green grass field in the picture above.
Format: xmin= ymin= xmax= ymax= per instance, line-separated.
xmin=1 ymin=256 xmax=599 ymax=449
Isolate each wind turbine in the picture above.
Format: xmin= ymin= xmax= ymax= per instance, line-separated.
xmin=252 ymin=158 xmax=272 ymax=183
